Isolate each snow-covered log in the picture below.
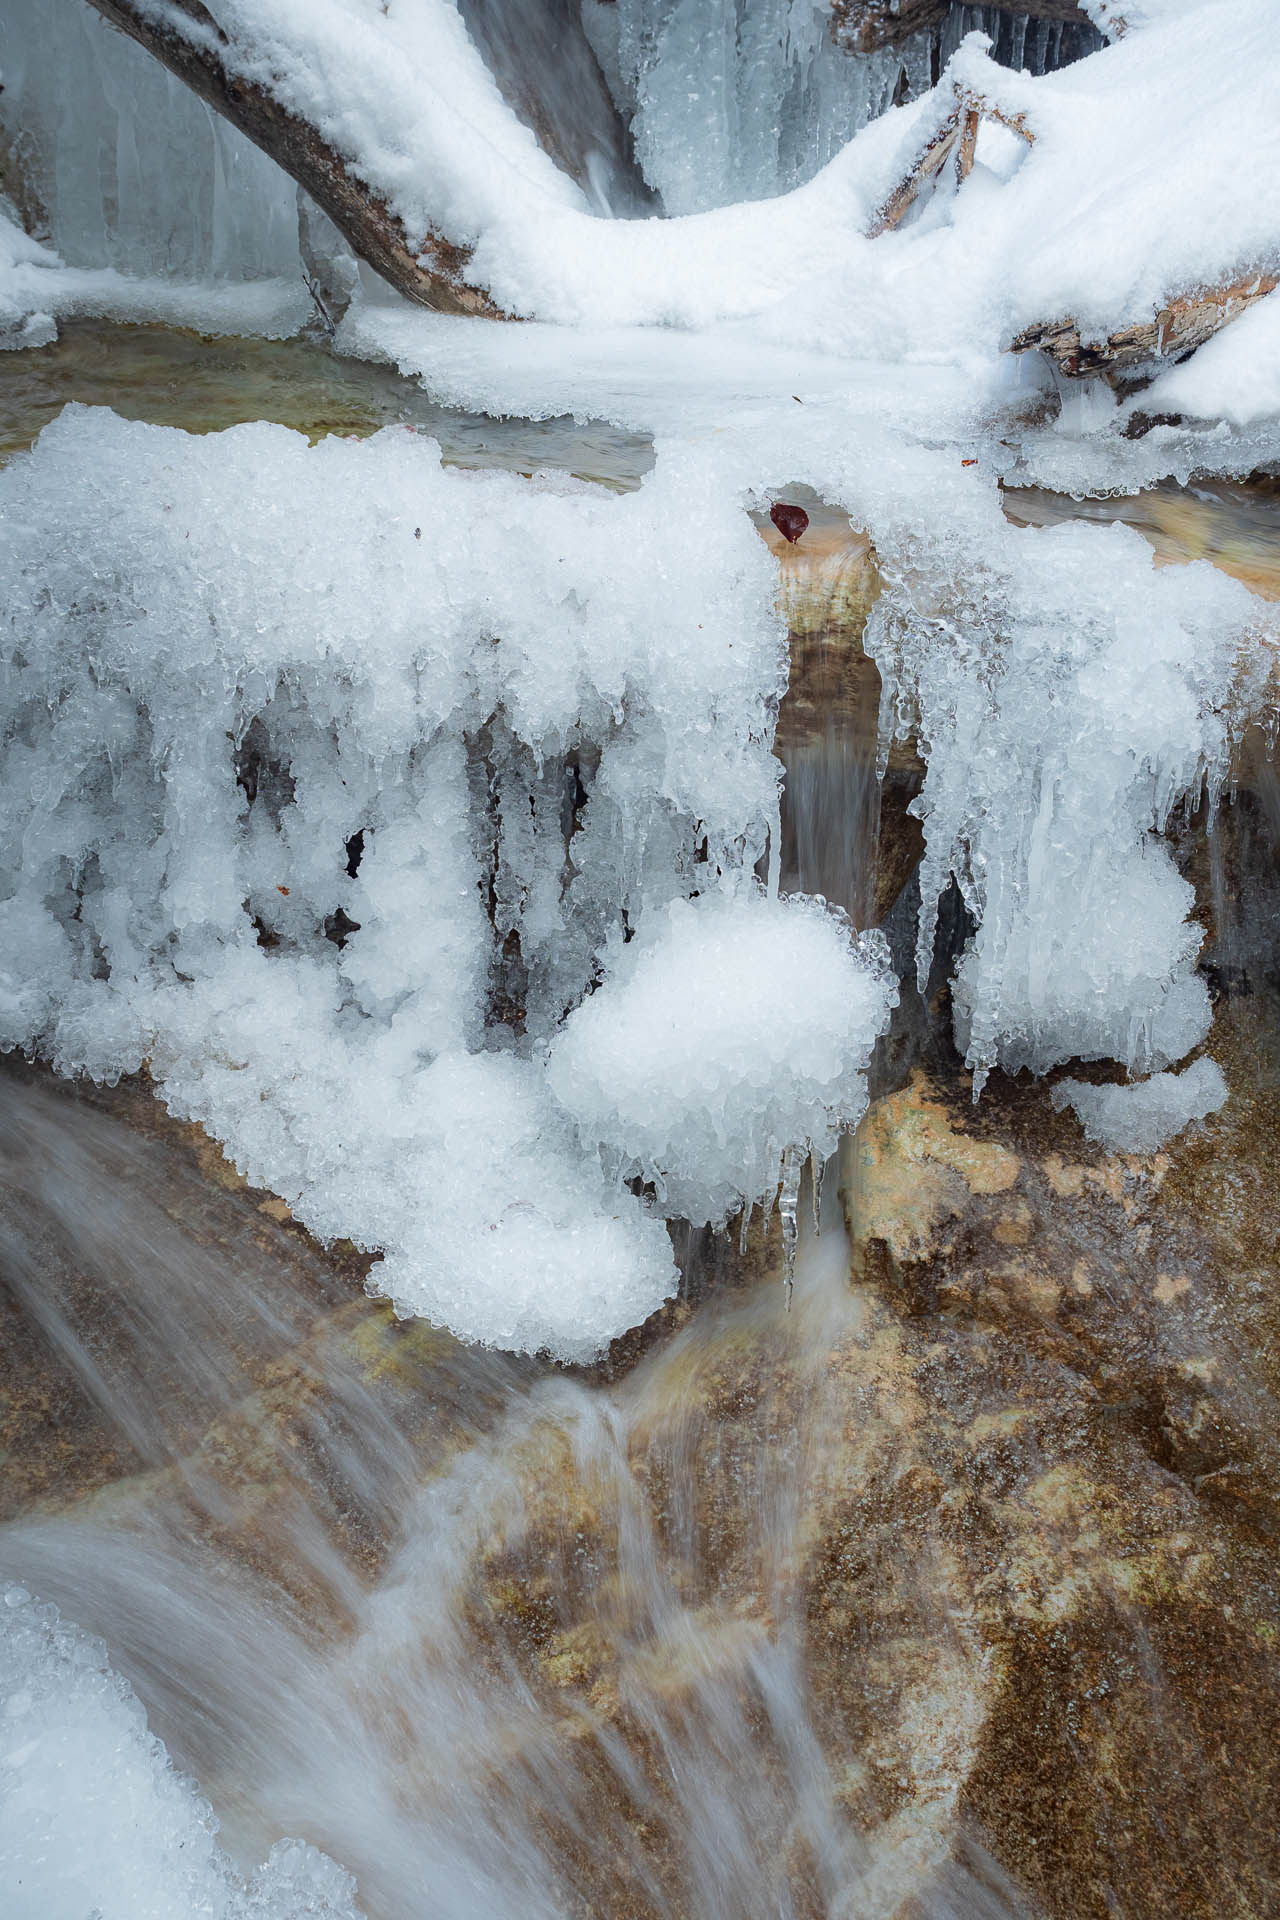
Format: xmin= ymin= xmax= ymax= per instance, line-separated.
xmin=1012 ymin=270 xmax=1280 ymax=376
xmin=83 ymin=0 xmax=505 ymax=316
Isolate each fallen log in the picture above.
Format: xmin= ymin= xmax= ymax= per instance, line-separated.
xmin=1011 ymin=271 xmax=1280 ymax=378
xmin=84 ymin=0 xmax=506 ymax=318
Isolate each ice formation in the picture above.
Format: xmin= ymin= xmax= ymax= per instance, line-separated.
xmin=0 ymin=408 xmax=898 ymax=1356
xmin=1051 ymin=1055 xmax=1229 ymax=1154
xmin=0 ymin=0 xmax=1276 ymax=1350
xmin=869 ymin=514 xmax=1269 ymax=1091
xmin=0 ymin=1586 xmax=364 ymax=1920
xmin=586 ymin=0 xmax=1100 ymax=216
xmin=0 ymin=0 xmax=299 ymax=280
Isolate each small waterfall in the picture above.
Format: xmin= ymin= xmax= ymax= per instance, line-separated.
xmin=0 ymin=1059 xmax=1021 ymax=1918
xmin=771 ymin=497 xmax=886 ymax=928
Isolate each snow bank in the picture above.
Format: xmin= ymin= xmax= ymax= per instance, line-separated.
xmin=548 ymin=890 xmax=896 ymax=1226
xmin=0 ymin=1586 xmax=363 ymax=1920
xmin=0 ymin=208 xmax=310 ymax=349
xmin=0 ymin=408 xmax=898 ymax=1355
xmin=3 ymin=0 xmax=1278 ymax=409
xmin=1051 ymin=1054 xmax=1228 ymax=1153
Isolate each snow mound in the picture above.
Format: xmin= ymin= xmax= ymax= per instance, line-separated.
xmin=549 ymin=889 xmax=897 ymax=1226
xmin=1134 ymin=288 xmax=1280 ymax=430
xmin=7 ymin=0 xmax=1276 ymax=361
xmin=1051 ymin=1054 xmax=1228 ymax=1154
xmin=0 ymin=1586 xmax=363 ymax=1920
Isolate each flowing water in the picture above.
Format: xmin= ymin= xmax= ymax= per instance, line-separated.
xmin=3 ymin=321 xmax=1280 ymax=1918
xmin=0 ymin=320 xmax=655 ymax=488
xmin=1 ymin=1060 xmax=967 ymax=1920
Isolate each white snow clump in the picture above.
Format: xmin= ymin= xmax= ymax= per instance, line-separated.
xmin=1050 ymin=1054 xmax=1228 ymax=1154
xmin=548 ymin=888 xmax=897 ymax=1225
xmin=0 ymin=1586 xmax=363 ymax=1920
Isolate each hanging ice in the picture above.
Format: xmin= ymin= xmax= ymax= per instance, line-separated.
xmin=867 ymin=515 xmax=1270 ymax=1095
xmin=0 ymin=408 xmax=888 ymax=1357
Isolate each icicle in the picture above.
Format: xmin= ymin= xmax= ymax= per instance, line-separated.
xmin=738 ymin=1195 xmax=753 ymax=1257
xmin=808 ymin=1143 xmax=824 ymax=1235
xmin=778 ymin=1143 xmax=803 ymax=1310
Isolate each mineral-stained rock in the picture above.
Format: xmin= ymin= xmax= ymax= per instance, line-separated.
xmin=0 ymin=687 xmax=1276 ymax=1919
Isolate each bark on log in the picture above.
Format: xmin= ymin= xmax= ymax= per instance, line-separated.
xmin=870 ymin=91 xmax=1033 ymax=235
xmin=831 ymin=0 xmax=1104 ymax=57
xmin=84 ymin=0 xmax=506 ymax=318
xmin=1011 ymin=272 xmax=1280 ymax=377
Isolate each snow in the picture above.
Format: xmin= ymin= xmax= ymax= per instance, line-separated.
xmin=0 ymin=3 xmax=1274 ymax=1909
xmin=5 ymin=0 xmax=1279 ymax=402
xmin=0 ymin=0 xmax=1276 ymax=1350
xmin=1051 ymin=1054 xmax=1229 ymax=1153
xmin=1134 ymin=289 xmax=1280 ymax=430
xmin=548 ymin=889 xmax=896 ymax=1227
xmin=0 ymin=1586 xmax=364 ymax=1920
xmin=0 ymin=207 xmax=310 ymax=348
xmin=2 ymin=0 xmax=1268 ymax=352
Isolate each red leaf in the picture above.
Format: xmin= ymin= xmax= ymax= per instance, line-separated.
xmin=769 ymin=502 xmax=809 ymax=545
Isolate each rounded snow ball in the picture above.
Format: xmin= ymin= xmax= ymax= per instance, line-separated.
xmin=548 ymin=888 xmax=898 ymax=1226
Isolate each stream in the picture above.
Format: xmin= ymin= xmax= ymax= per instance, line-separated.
xmin=2 ymin=319 xmax=1279 ymax=1920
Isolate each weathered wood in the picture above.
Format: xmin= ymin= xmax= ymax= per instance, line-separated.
xmin=871 ymin=108 xmax=964 ymax=235
xmin=1011 ymin=271 xmax=1280 ymax=377
xmin=871 ymin=91 xmax=1034 ymax=235
xmin=832 ymin=0 xmax=1103 ymax=56
xmin=956 ymin=104 xmax=982 ymax=184
xmin=84 ymin=0 xmax=506 ymax=318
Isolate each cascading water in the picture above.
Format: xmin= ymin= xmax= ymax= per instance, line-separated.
xmin=1 ymin=1059 xmax=1023 ymax=1920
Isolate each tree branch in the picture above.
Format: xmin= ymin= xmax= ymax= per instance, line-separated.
xmin=1011 ymin=272 xmax=1279 ymax=378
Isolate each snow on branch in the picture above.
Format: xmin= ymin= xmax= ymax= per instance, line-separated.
xmin=869 ymin=83 xmax=1035 ymax=235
